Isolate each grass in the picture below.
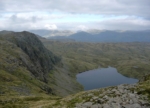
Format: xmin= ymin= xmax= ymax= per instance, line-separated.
xmin=137 ymin=74 xmax=150 ymax=101
xmin=0 ymin=34 xmax=150 ymax=107
xmin=0 ymin=37 xmax=62 ymax=107
xmin=42 ymin=40 xmax=150 ymax=79
xmin=0 ymin=95 xmax=61 ymax=108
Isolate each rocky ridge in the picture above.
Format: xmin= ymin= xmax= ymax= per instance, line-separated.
xmin=0 ymin=30 xmax=82 ymax=98
xmin=73 ymin=84 xmax=149 ymax=108
xmin=0 ymin=31 xmax=60 ymax=82
xmin=49 ymin=75 xmax=150 ymax=108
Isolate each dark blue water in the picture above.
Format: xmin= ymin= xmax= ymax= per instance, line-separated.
xmin=76 ymin=67 xmax=138 ymax=90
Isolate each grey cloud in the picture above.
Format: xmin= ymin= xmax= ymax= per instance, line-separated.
xmin=31 ymin=16 xmax=41 ymax=23
xmin=0 ymin=1 xmax=5 ymax=11
xmin=93 ymin=18 xmax=150 ymax=30
xmin=1 ymin=0 xmax=150 ymax=18
xmin=1 ymin=0 xmax=150 ymax=31
xmin=56 ymin=17 xmax=150 ymax=31
xmin=9 ymin=14 xmax=42 ymax=23
xmin=11 ymin=14 xmax=17 ymax=22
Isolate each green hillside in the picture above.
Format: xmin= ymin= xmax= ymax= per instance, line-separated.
xmin=42 ymin=40 xmax=150 ymax=79
xmin=0 ymin=31 xmax=150 ymax=107
xmin=0 ymin=31 xmax=82 ymax=108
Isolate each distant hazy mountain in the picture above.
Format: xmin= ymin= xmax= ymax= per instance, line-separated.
xmin=30 ymin=29 xmax=75 ymax=38
xmin=65 ymin=30 xmax=150 ymax=42
xmin=30 ymin=29 xmax=150 ymax=42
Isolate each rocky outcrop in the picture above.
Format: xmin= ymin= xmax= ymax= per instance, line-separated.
xmin=0 ymin=31 xmax=83 ymax=96
xmin=0 ymin=31 xmax=60 ymax=83
xmin=51 ymin=75 xmax=150 ymax=107
xmin=74 ymin=84 xmax=150 ymax=108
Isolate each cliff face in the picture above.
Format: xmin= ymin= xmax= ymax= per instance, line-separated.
xmin=0 ymin=31 xmax=60 ymax=82
xmin=0 ymin=31 xmax=61 ymax=96
xmin=0 ymin=31 xmax=83 ymax=97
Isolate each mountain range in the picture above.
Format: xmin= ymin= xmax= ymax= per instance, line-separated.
xmin=30 ymin=29 xmax=150 ymax=42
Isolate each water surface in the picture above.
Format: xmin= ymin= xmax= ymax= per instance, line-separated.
xmin=76 ymin=67 xmax=138 ymax=90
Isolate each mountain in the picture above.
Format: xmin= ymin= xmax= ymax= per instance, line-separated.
xmin=0 ymin=30 xmax=82 ymax=99
xmin=0 ymin=31 xmax=62 ymax=98
xmin=48 ymin=30 xmax=150 ymax=42
xmin=30 ymin=29 xmax=75 ymax=38
xmin=0 ymin=31 xmax=60 ymax=82
xmin=68 ymin=30 xmax=150 ymax=42
xmin=0 ymin=31 xmax=150 ymax=107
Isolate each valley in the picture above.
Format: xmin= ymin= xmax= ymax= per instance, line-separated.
xmin=0 ymin=31 xmax=150 ymax=108
xmin=42 ymin=39 xmax=150 ymax=79
xmin=1 ymin=0 xmax=150 ymax=108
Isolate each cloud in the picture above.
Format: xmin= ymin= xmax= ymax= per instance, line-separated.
xmin=0 ymin=0 xmax=150 ymax=31
xmin=1 ymin=0 xmax=150 ymax=18
xmin=44 ymin=24 xmax=57 ymax=30
xmin=77 ymin=25 xmax=88 ymax=31
xmin=93 ymin=16 xmax=150 ymax=30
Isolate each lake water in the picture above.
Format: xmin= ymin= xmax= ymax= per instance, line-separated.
xmin=76 ymin=67 xmax=138 ymax=90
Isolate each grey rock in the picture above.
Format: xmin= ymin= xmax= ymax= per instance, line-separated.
xmin=112 ymin=89 xmax=117 ymax=93
xmin=82 ymin=102 xmax=93 ymax=107
xmin=115 ymin=91 xmax=121 ymax=95
xmin=132 ymin=103 xmax=141 ymax=108
xmin=128 ymin=93 xmax=136 ymax=98
xmin=123 ymin=103 xmax=141 ymax=108
xmin=103 ymin=104 xmax=111 ymax=108
xmin=88 ymin=93 xmax=93 ymax=97
xmin=129 ymin=99 xmax=134 ymax=104
xmin=75 ymin=103 xmax=82 ymax=107
xmin=98 ymin=99 xmax=104 ymax=104
xmin=92 ymin=96 xmax=99 ymax=100
xmin=132 ymin=98 xmax=139 ymax=103
xmin=103 ymin=95 xmax=108 ymax=100
xmin=90 ymin=104 xmax=99 ymax=108
xmin=111 ymin=103 xmax=121 ymax=108
xmin=139 ymin=100 xmax=149 ymax=105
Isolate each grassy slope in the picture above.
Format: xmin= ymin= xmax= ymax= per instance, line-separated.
xmin=0 ymin=38 xmax=54 ymax=107
xmin=0 ymin=35 xmax=82 ymax=107
xmin=42 ymin=40 xmax=150 ymax=79
xmin=0 ymin=35 xmax=150 ymax=108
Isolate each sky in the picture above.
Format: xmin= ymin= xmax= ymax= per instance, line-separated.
xmin=0 ymin=0 xmax=150 ymax=31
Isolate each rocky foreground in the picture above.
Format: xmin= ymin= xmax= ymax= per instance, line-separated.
xmin=48 ymin=75 xmax=150 ymax=108
xmin=74 ymin=84 xmax=149 ymax=108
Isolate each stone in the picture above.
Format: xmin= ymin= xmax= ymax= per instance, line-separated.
xmin=115 ymin=91 xmax=121 ymax=95
xmin=88 ymin=93 xmax=93 ymax=97
xmin=90 ymin=104 xmax=99 ymax=108
xmin=90 ymin=99 xmax=93 ymax=101
xmin=103 ymin=95 xmax=108 ymax=100
xmin=128 ymin=93 xmax=136 ymax=98
xmin=103 ymin=104 xmax=111 ymax=108
xmin=75 ymin=103 xmax=82 ymax=107
xmin=139 ymin=100 xmax=149 ymax=105
xmin=112 ymin=89 xmax=117 ymax=93
xmin=132 ymin=98 xmax=139 ymax=103
xmin=92 ymin=96 xmax=99 ymax=100
xmin=82 ymin=102 xmax=93 ymax=107
xmin=98 ymin=99 xmax=104 ymax=104
xmin=111 ymin=103 xmax=121 ymax=108
xmin=132 ymin=103 xmax=141 ymax=108
xmin=129 ymin=99 xmax=134 ymax=104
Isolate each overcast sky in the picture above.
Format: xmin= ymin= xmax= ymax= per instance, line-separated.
xmin=0 ymin=0 xmax=150 ymax=31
